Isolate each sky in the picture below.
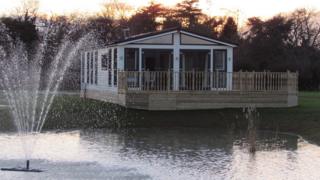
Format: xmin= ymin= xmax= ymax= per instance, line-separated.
xmin=0 ymin=0 xmax=319 ymax=24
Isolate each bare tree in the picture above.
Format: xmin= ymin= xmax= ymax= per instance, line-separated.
xmin=100 ymin=0 xmax=133 ymax=20
xmin=289 ymin=8 xmax=320 ymax=48
xmin=13 ymin=0 xmax=39 ymax=23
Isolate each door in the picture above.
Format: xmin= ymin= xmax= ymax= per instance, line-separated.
xmin=213 ymin=50 xmax=227 ymax=88
xmin=142 ymin=49 xmax=173 ymax=90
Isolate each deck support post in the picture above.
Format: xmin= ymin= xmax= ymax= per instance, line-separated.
xmin=210 ymin=49 xmax=214 ymax=90
xmin=239 ymin=70 xmax=243 ymax=92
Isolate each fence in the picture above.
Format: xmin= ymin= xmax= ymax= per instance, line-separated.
xmin=118 ymin=71 xmax=298 ymax=93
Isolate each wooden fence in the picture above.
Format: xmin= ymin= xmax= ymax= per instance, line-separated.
xmin=118 ymin=71 xmax=298 ymax=93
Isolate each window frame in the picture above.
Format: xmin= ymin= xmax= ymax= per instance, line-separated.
xmin=213 ymin=50 xmax=227 ymax=71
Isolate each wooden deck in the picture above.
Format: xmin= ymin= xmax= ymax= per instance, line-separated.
xmin=82 ymin=71 xmax=298 ymax=110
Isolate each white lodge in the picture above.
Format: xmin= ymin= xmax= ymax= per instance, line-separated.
xmin=80 ymin=27 xmax=298 ymax=110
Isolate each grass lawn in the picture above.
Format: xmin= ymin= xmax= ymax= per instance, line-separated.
xmin=258 ymin=92 xmax=320 ymax=144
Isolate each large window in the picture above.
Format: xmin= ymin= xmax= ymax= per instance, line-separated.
xmin=95 ymin=51 xmax=98 ymax=85
xmin=81 ymin=52 xmax=85 ymax=83
xmin=124 ymin=48 xmax=139 ymax=71
xmin=87 ymin=52 xmax=90 ymax=83
xmin=213 ymin=50 xmax=226 ymax=71
xmin=108 ymin=49 xmax=112 ymax=86
xmin=101 ymin=54 xmax=108 ymax=70
xmin=113 ymin=48 xmax=117 ymax=86
xmin=90 ymin=52 xmax=94 ymax=84
xmin=180 ymin=50 xmax=210 ymax=71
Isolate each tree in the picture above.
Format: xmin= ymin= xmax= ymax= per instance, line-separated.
xmin=128 ymin=2 xmax=166 ymax=35
xmin=175 ymin=0 xmax=203 ymax=29
xmin=87 ymin=16 xmax=116 ymax=45
xmin=220 ymin=17 xmax=239 ymax=42
xmin=1 ymin=17 xmax=38 ymax=50
xmin=288 ymin=8 xmax=320 ymax=49
xmin=15 ymin=0 xmax=39 ymax=23
xmin=100 ymin=0 xmax=133 ymax=20
xmin=286 ymin=9 xmax=320 ymax=89
xmin=239 ymin=16 xmax=292 ymax=71
xmin=162 ymin=9 xmax=181 ymax=29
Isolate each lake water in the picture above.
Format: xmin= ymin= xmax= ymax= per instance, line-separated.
xmin=0 ymin=129 xmax=320 ymax=180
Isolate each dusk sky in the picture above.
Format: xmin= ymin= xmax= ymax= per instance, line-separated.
xmin=0 ymin=0 xmax=319 ymax=24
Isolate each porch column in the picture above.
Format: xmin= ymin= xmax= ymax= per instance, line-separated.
xmin=111 ymin=48 xmax=114 ymax=87
xmin=117 ymin=46 xmax=125 ymax=71
xmin=139 ymin=48 xmax=142 ymax=88
xmin=117 ymin=47 xmax=125 ymax=92
xmin=173 ymin=33 xmax=180 ymax=91
xmin=210 ymin=49 xmax=214 ymax=89
xmin=227 ymin=47 xmax=233 ymax=90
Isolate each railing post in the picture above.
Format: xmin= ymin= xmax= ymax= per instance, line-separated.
xmin=245 ymin=70 xmax=248 ymax=91
xmin=239 ymin=70 xmax=242 ymax=92
xmin=167 ymin=70 xmax=171 ymax=91
xmin=263 ymin=70 xmax=266 ymax=91
xmin=252 ymin=70 xmax=255 ymax=91
xmin=192 ymin=69 xmax=195 ymax=90
xmin=287 ymin=70 xmax=291 ymax=93
xmin=296 ymin=71 xmax=299 ymax=92
xmin=118 ymin=71 xmax=127 ymax=93
xmin=124 ymin=71 xmax=128 ymax=92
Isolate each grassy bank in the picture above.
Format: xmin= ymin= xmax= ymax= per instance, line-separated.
xmin=1 ymin=92 xmax=320 ymax=144
xmin=259 ymin=92 xmax=320 ymax=143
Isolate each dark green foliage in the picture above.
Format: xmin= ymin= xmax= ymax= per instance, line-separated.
xmin=238 ymin=16 xmax=293 ymax=71
xmin=1 ymin=17 xmax=38 ymax=50
xmin=127 ymin=3 xmax=165 ymax=35
xmin=220 ymin=17 xmax=239 ymax=42
xmin=175 ymin=0 xmax=202 ymax=29
xmin=237 ymin=10 xmax=320 ymax=90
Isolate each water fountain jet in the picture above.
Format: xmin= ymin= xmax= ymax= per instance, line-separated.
xmin=0 ymin=22 xmax=95 ymax=172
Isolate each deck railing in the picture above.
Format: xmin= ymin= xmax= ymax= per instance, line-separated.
xmin=118 ymin=71 xmax=298 ymax=93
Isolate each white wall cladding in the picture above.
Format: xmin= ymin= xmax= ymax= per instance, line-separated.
xmin=180 ymin=34 xmax=217 ymax=45
xmin=133 ymin=34 xmax=173 ymax=44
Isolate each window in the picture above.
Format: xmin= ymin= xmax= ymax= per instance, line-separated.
xmin=87 ymin=52 xmax=90 ymax=83
xmin=101 ymin=54 xmax=108 ymax=70
xmin=81 ymin=52 xmax=85 ymax=83
xmin=214 ymin=50 xmax=226 ymax=71
xmin=95 ymin=51 xmax=98 ymax=85
xmin=180 ymin=50 xmax=210 ymax=71
xmin=113 ymin=48 xmax=117 ymax=86
xmin=90 ymin=52 xmax=94 ymax=84
xmin=124 ymin=48 xmax=139 ymax=71
xmin=108 ymin=49 xmax=112 ymax=86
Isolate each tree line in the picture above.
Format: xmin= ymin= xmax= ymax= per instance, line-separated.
xmin=0 ymin=0 xmax=320 ymax=90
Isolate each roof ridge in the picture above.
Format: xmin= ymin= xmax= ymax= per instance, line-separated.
xmin=108 ymin=27 xmax=237 ymax=47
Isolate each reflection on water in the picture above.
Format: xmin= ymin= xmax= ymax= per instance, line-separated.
xmin=0 ymin=129 xmax=319 ymax=180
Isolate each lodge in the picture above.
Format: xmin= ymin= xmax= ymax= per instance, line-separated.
xmin=80 ymin=27 xmax=298 ymax=110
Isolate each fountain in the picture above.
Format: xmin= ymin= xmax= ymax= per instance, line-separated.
xmin=243 ymin=106 xmax=260 ymax=153
xmin=1 ymin=160 xmax=42 ymax=172
xmin=0 ymin=22 xmax=93 ymax=172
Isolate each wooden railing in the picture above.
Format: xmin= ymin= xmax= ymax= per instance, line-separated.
xmin=118 ymin=71 xmax=298 ymax=93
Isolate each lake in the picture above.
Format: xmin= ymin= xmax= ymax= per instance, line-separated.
xmin=0 ymin=128 xmax=319 ymax=180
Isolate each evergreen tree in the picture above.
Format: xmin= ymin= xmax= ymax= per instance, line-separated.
xmin=176 ymin=0 xmax=203 ymax=29
xmin=220 ymin=17 xmax=239 ymax=42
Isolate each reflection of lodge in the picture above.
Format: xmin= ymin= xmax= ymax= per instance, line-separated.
xmin=80 ymin=27 xmax=298 ymax=110
xmin=79 ymin=130 xmax=299 ymax=169
xmin=234 ymin=131 xmax=299 ymax=151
